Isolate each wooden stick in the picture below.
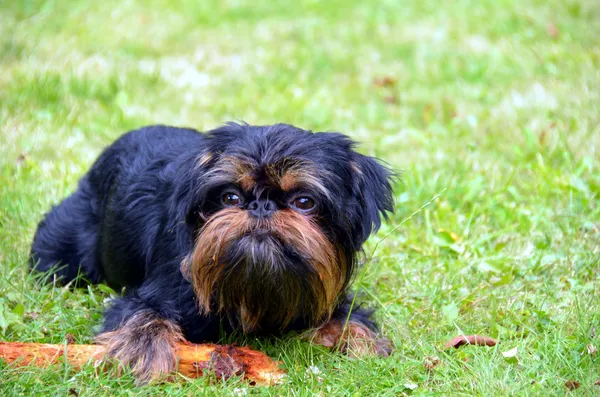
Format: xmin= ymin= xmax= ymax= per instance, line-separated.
xmin=0 ymin=341 xmax=285 ymax=385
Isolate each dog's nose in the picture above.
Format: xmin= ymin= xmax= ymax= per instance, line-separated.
xmin=248 ymin=199 xmax=277 ymax=218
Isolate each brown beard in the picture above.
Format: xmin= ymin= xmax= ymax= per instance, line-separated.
xmin=187 ymin=207 xmax=346 ymax=332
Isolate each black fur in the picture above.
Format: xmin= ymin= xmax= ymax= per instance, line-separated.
xmin=30 ymin=123 xmax=394 ymax=344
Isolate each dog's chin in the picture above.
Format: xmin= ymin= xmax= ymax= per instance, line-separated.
xmin=214 ymin=233 xmax=326 ymax=332
xmin=189 ymin=207 xmax=347 ymax=333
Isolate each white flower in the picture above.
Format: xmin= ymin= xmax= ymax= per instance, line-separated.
xmin=233 ymin=388 xmax=248 ymax=396
xmin=305 ymin=365 xmax=324 ymax=382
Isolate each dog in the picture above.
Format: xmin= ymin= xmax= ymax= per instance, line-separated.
xmin=30 ymin=123 xmax=395 ymax=383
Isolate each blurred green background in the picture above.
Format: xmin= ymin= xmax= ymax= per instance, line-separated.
xmin=1 ymin=0 xmax=599 ymax=395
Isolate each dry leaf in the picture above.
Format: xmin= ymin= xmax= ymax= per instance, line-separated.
xmin=547 ymin=23 xmax=559 ymax=39
xmin=587 ymin=344 xmax=597 ymax=355
xmin=373 ymin=76 xmax=396 ymax=87
xmin=383 ymin=95 xmax=398 ymax=104
xmin=538 ymin=130 xmax=547 ymax=145
xmin=16 ymin=153 xmax=26 ymax=166
xmin=25 ymin=312 xmax=39 ymax=320
xmin=423 ymin=355 xmax=440 ymax=370
xmin=444 ymin=335 xmax=498 ymax=349
xmin=565 ymin=380 xmax=580 ymax=390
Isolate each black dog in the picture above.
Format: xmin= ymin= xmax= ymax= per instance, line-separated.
xmin=30 ymin=123 xmax=395 ymax=382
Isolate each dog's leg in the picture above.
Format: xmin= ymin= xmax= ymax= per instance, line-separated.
xmin=95 ymin=278 xmax=189 ymax=384
xmin=30 ymin=178 xmax=102 ymax=285
xmin=95 ymin=308 xmax=184 ymax=384
xmin=309 ymin=298 xmax=393 ymax=357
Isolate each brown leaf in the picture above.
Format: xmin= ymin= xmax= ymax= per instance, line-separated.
xmin=16 ymin=153 xmax=26 ymax=166
xmin=65 ymin=334 xmax=75 ymax=344
xmin=423 ymin=355 xmax=440 ymax=370
xmin=444 ymin=335 xmax=498 ymax=349
xmin=423 ymin=104 xmax=433 ymax=124
xmin=565 ymin=380 xmax=580 ymax=390
xmin=547 ymin=23 xmax=559 ymax=39
xmin=383 ymin=95 xmax=398 ymax=104
xmin=68 ymin=389 xmax=79 ymax=396
xmin=25 ymin=312 xmax=39 ymax=320
xmin=594 ymin=379 xmax=600 ymax=387
xmin=373 ymin=76 xmax=396 ymax=87
xmin=538 ymin=130 xmax=547 ymax=146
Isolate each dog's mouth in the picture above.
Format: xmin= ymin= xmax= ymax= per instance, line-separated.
xmin=215 ymin=233 xmax=318 ymax=331
xmin=188 ymin=207 xmax=347 ymax=332
xmin=245 ymin=228 xmax=272 ymax=237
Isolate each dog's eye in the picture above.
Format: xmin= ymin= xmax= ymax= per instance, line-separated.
xmin=292 ymin=196 xmax=315 ymax=211
xmin=222 ymin=193 xmax=241 ymax=206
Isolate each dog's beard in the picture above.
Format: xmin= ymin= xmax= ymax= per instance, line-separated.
xmin=188 ymin=207 xmax=346 ymax=332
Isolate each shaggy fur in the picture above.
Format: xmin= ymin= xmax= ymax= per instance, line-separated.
xmin=30 ymin=123 xmax=395 ymax=382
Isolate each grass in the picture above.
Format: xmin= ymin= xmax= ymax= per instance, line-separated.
xmin=1 ymin=0 xmax=599 ymax=395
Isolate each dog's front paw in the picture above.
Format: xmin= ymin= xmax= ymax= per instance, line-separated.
xmin=310 ymin=320 xmax=394 ymax=358
xmin=95 ymin=311 xmax=184 ymax=384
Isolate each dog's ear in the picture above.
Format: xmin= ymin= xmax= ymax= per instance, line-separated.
xmin=172 ymin=150 xmax=215 ymax=229
xmin=351 ymin=153 xmax=395 ymax=245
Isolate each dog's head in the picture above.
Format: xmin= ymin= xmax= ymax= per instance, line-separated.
xmin=181 ymin=123 xmax=394 ymax=332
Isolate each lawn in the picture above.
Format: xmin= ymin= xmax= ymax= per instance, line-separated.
xmin=1 ymin=0 xmax=599 ymax=395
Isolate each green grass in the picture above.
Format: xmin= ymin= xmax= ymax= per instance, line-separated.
xmin=1 ymin=0 xmax=599 ymax=395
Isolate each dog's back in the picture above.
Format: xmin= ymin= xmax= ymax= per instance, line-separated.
xmin=30 ymin=125 xmax=204 ymax=287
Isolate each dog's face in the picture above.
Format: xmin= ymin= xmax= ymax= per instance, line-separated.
xmin=182 ymin=123 xmax=394 ymax=332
